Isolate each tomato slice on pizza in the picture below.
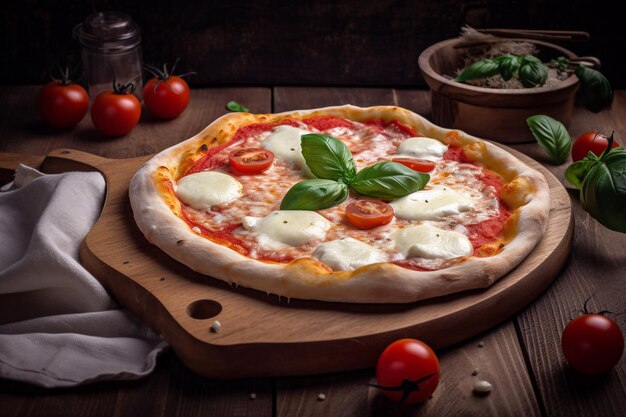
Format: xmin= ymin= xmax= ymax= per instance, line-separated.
xmin=130 ymin=106 xmax=549 ymax=303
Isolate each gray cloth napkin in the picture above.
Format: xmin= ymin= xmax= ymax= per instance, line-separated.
xmin=0 ymin=165 xmax=167 ymax=388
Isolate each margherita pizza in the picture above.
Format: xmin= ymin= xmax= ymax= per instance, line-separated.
xmin=129 ymin=105 xmax=549 ymax=303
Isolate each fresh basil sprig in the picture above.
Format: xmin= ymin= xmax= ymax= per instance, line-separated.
xmin=494 ymin=55 xmax=520 ymax=81
xmin=226 ymin=101 xmax=250 ymax=112
xmin=565 ymin=133 xmax=626 ymax=233
xmin=280 ymin=134 xmax=430 ymax=210
xmin=575 ymin=66 xmax=614 ymax=113
xmin=518 ymin=55 xmax=548 ymax=87
xmin=526 ymin=115 xmax=572 ymax=164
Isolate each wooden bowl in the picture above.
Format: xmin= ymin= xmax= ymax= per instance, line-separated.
xmin=418 ymin=38 xmax=580 ymax=143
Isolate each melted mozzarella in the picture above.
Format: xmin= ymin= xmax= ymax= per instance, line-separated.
xmin=312 ymin=238 xmax=386 ymax=271
xmin=261 ymin=125 xmax=312 ymax=168
xmin=242 ymin=210 xmax=331 ymax=249
xmin=390 ymin=187 xmax=474 ymax=220
xmin=176 ymin=172 xmax=242 ymax=210
xmin=391 ymin=224 xmax=473 ymax=259
xmin=396 ymin=137 xmax=448 ymax=161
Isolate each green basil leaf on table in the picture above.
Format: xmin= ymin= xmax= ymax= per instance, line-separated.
xmin=526 ymin=115 xmax=572 ymax=164
xmin=494 ymin=55 xmax=520 ymax=81
xmin=351 ymin=161 xmax=429 ymax=200
xmin=453 ymin=59 xmax=500 ymax=82
xmin=579 ymin=146 xmax=626 ymax=233
xmin=226 ymin=101 xmax=250 ymax=112
xmin=575 ymin=66 xmax=614 ymax=113
xmin=519 ymin=61 xmax=548 ymax=87
xmin=300 ymin=134 xmax=356 ymax=182
xmin=280 ymin=179 xmax=349 ymax=210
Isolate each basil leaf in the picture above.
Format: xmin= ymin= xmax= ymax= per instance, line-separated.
xmin=526 ymin=115 xmax=572 ymax=164
xmin=520 ymin=55 xmax=542 ymax=65
xmin=519 ymin=61 xmax=548 ymax=87
xmin=495 ymin=55 xmax=520 ymax=81
xmin=580 ymin=149 xmax=626 ymax=233
xmin=226 ymin=101 xmax=250 ymax=112
xmin=280 ymin=179 xmax=349 ymax=210
xmin=301 ymin=134 xmax=356 ymax=182
xmin=575 ymin=66 xmax=614 ymax=113
xmin=351 ymin=161 xmax=429 ymax=200
xmin=453 ymin=59 xmax=500 ymax=82
xmin=565 ymin=159 xmax=597 ymax=189
xmin=550 ymin=56 xmax=570 ymax=71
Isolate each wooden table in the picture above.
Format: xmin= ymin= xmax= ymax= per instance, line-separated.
xmin=0 ymin=86 xmax=624 ymax=417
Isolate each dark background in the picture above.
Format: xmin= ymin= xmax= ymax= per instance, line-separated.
xmin=1 ymin=0 xmax=624 ymax=87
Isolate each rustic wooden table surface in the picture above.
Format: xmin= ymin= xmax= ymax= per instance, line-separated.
xmin=0 ymin=86 xmax=624 ymax=417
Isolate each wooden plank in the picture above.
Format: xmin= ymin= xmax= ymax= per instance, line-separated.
xmin=274 ymin=87 xmax=542 ymax=416
xmin=0 ymin=86 xmax=271 ymax=158
xmin=511 ymin=91 xmax=626 ymax=417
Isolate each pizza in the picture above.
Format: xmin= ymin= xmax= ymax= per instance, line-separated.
xmin=129 ymin=105 xmax=550 ymax=303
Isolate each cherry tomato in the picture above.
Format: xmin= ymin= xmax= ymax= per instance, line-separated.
xmin=143 ymin=76 xmax=190 ymax=119
xmin=39 ymin=80 xmax=88 ymax=128
xmin=571 ymin=132 xmax=620 ymax=162
xmin=562 ymin=314 xmax=624 ymax=374
xmin=345 ymin=199 xmax=394 ymax=229
xmin=143 ymin=60 xmax=193 ymax=119
xmin=90 ymin=81 xmax=141 ymax=137
xmin=375 ymin=339 xmax=440 ymax=404
xmin=228 ymin=148 xmax=275 ymax=174
xmin=392 ymin=158 xmax=436 ymax=173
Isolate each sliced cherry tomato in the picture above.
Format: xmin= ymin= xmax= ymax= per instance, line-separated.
xmin=392 ymin=158 xmax=436 ymax=173
xmin=571 ymin=131 xmax=620 ymax=162
xmin=345 ymin=199 xmax=394 ymax=229
xmin=228 ymin=148 xmax=274 ymax=174
xmin=143 ymin=60 xmax=193 ymax=119
xmin=39 ymin=73 xmax=89 ymax=128
xmin=374 ymin=339 xmax=440 ymax=404
xmin=562 ymin=313 xmax=624 ymax=374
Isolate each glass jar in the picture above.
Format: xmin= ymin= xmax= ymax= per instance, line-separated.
xmin=73 ymin=12 xmax=143 ymax=100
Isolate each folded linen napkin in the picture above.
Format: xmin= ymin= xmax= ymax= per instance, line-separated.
xmin=0 ymin=165 xmax=167 ymax=388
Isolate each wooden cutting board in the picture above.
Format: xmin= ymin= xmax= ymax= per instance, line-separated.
xmin=0 ymin=147 xmax=573 ymax=379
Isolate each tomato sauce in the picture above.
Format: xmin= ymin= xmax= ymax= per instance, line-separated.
xmin=443 ymin=147 xmax=470 ymax=163
xmin=302 ymin=116 xmax=355 ymax=131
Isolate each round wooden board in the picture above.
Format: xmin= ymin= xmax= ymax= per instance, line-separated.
xmin=36 ymin=146 xmax=572 ymax=379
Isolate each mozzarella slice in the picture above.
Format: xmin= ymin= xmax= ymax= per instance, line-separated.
xmin=242 ymin=210 xmax=331 ymax=249
xmin=390 ymin=187 xmax=474 ymax=220
xmin=261 ymin=125 xmax=312 ymax=168
xmin=176 ymin=172 xmax=242 ymax=210
xmin=397 ymin=137 xmax=448 ymax=161
xmin=312 ymin=238 xmax=387 ymax=271
xmin=392 ymin=224 xmax=473 ymax=259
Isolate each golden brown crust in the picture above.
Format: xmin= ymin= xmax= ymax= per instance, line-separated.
xmin=129 ymin=105 xmax=550 ymax=303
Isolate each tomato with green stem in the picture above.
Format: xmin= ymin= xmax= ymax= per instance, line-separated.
xmin=143 ymin=59 xmax=194 ymax=119
xmin=39 ymin=67 xmax=88 ymax=128
xmin=91 ymin=79 xmax=141 ymax=137
xmin=561 ymin=298 xmax=624 ymax=375
xmin=571 ymin=131 xmax=620 ymax=162
xmin=372 ymin=339 xmax=440 ymax=404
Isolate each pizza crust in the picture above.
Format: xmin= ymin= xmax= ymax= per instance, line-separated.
xmin=129 ymin=105 xmax=550 ymax=303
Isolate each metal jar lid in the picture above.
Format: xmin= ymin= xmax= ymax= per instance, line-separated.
xmin=73 ymin=11 xmax=141 ymax=53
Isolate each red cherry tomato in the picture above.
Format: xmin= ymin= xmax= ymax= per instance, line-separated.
xmin=571 ymin=132 xmax=620 ymax=162
xmin=392 ymin=158 xmax=436 ymax=173
xmin=562 ymin=314 xmax=624 ymax=374
xmin=39 ymin=80 xmax=88 ymax=128
xmin=345 ymin=199 xmax=394 ymax=229
xmin=143 ymin=76 xmax=191 ymax=119
xmin=90 ymin=87 xmax=141 ymax=137
xmin=228 ymin=148 xmax=275 ymax=174
xmin=375 ymin=339 xmax=440 ymax=404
